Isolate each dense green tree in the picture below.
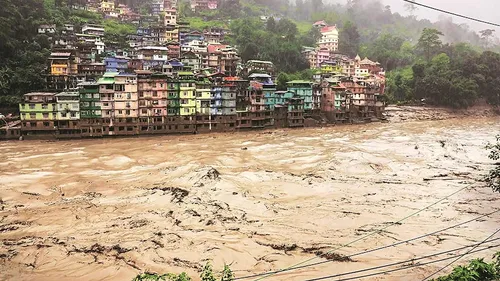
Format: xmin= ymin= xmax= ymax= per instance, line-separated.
xmin=300 ymin=27 xmax=322 ymax=47
xmin=416 ymin=28 xmax=444 ymax=61
xmin=339 ymin=21 xmax=360 ymax=57
xmin=266 ymin=17 xmax=276 ymax=32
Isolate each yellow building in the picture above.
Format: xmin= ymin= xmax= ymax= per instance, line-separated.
xmin=101 ymin=1 xmax=115 ymax=12
xmin=195 ymin=79 xmax=211 ymax=115
xmin=49 ymin=52 xmax=78 ymax=76
xmin=179 ymin=72 xmax=196 ymax=116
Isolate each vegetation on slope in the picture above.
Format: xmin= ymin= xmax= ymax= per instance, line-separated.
xmin=132 ymin=262 xmax=233 ymax=281
xmin=431 ymin=253 xmax=500 ymax=281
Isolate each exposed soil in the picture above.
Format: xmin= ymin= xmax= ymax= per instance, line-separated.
xmin=0 ymin=111 xmax=499 ymax=281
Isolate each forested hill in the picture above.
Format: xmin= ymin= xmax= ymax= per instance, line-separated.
xmin=245 ymin=0 xmax=497 ymax=49
xmin=1 ymin=0 xmax=499 ymax=108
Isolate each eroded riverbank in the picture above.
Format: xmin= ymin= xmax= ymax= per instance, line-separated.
xmin=1 ymin=116 xmax=499 ymax=281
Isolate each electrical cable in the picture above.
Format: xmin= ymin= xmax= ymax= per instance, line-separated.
xmin=250 ymin=184 xmax=474 ymax=281
xmin=303 ymin=243 xmax=500 ymax=281
xmin=235 ymin=209 xmax=499 ymax=280
xmin=421 ymin=228 xmax=500 ymax=281
xmin=402 ymin=0 xmax=500 ymax=27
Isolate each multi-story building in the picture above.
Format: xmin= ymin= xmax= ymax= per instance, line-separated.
xmin=164 ymin=0 xmax=178 ymax=9
xmin=245 ymin=60 xmax=275 ymax=77
xmin=137 ymin=71 xmax=169 ymax=119
xmin=191 ymin=0 xmax=218 ymax=12
xmin=318 ymin=25 xmax=339 ymax=52
xmin=55 ymin=92 xmax=81 ymax=138
xmin=48 ymin=50 xmax=80 ymax=90
xmin=219 ymin=46 xmax=239 ymax=76
xmin=100 ymin=1 xmax=115 ymax=13
xmin=78 ymin=62 xmax=106 ymax=79
xmin=79 ymin=82 xmax=102 ymax=119
xmin=55 ymin=92 xmax=80 ymax=120
xmin=321 ymin=78 xmax=348 ymax=122
xmin=105 ymin=56 xmax=129 ymax=73
xmin=151 ymin=0 xmax=164 ymax=15
xmin=82 ymin=24 xmax=105 ymax=37
xmin=79 ymin=81 xmax=103 ymax=137
xmin=164 ymin=8 xmax=177 ymax=25
xmin=203 ymin=27 xmax=225 ymax=44
xmin=181 ymin=51 xmax=202 ymax=72
xmin=167 ymin=78 xmax=181 ymax=116
xmin=178 ymin=72 xmax=196 ymax=116
xmin=98 ymin=72 xmax=117 ymax=120
xmin=19 ymin=93 xmax=57 ymax=138
xmin=287 ymin=80 xmax=314 ymax=113
xmin=113 ymin=73 xmax=139 ymax=119
xmin=287 ymin=97 xmax=305 ymax=127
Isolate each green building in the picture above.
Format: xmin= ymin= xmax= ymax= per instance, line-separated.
xmin=286 ymin=80 xmax=314 ymax=111
xmin=79 ymin=82 xmax=101 ymax=118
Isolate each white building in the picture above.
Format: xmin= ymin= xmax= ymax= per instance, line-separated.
xmin=318 ymin=25 xmax=339 ymax=52
xmin=82 ymin=24 xmax=105 ymax=37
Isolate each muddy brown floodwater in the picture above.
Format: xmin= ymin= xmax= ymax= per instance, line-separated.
xmin=1 ymin=116 xmax=500 ymax=281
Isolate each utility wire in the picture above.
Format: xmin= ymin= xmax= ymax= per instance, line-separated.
xmin=303 ymin=243 xmax=500 ymax=281
xmin=402 ymin=0 xmax=500 ymax=27
xmin=421 ymin=228 xmax=500 ymax=281
xmin=251 ymin=184 xmax=473 ymax=281
xmin=301 ymin=239 xmax=500 ymax=281
xmin=235 ymin=209 xmax=499 ymax=280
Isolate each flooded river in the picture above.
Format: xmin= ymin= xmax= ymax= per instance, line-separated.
xmin=1 ymin=117 xmax=499 ymax=281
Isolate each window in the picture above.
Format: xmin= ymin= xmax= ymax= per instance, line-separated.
xmin=42 ymin=104 xmax=48 ymax=109
xmin=29 ymin=104 xmax=35 ymax=109
xmin=30 ymin=113 xmax=36 ymax=119
xmin=43 ymin=122 xmax=50 ymax=127
xmin=126 ymin=110 xmax=130 ymax=115
xmin=43 ymin=113 xmax=49 ymax=119
xmin=71 ymin=112 xmax=76 ymax=118
xmin=119 ymin=110 xmax=123 ymax=114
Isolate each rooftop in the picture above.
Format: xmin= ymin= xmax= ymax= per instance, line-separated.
xmin=56 ymin=92 xmax=80 ymax=97
xmin=24 ymin=92 xmax=56 ymax=97
xmin=287 ymin=80 xmax=314 ymax=85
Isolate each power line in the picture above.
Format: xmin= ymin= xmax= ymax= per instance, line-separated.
xmin=235 ymin=209 xmax=499 ymax=280
xmin=421 ymin=228 xmax=500 ymax=281
xmin=402 ymin=0 xmax=500 ymax=27
xmin=301 ymin=239 xmax=500 ymax=281
xmin=303 ymin=243 xmax=500 ymax=281
xmin=251 ymin=184 xmax=473 ymax=281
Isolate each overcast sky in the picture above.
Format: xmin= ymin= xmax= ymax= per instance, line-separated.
xmin=327 ymin=0 xmax=498 ymax=32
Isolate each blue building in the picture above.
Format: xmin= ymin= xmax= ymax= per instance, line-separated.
xmin=104 ymin=56 xmax=129 ymax=73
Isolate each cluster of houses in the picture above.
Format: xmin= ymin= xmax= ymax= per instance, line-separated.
xmin=41 ymin=0 xmax=240 ymax=91
xmin=2 ymin=63 xmax=385 ymax=140
xmin=0 ymin=1 xmax=387 ymax=140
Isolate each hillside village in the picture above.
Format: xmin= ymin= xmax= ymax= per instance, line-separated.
xmin=0 ymin=0 xmax=386 ymax=140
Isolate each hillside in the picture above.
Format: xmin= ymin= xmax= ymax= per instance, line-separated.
xmin=1 ymin=0 xmax=500 ymax=109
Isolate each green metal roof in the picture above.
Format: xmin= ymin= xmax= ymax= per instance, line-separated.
xmin=98 ymin=77 xmax=115 ymax=84
xmin=286 ymin=80 xmax=314 ymax=85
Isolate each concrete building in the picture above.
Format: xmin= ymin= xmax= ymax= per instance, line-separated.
xmin=191 ymin=0 xmax=218 ymax=12
xmin=318 ymin=25 xmax=339 ymax=52
xmin=82 ymin=24 xmax=105 ymax=37
xmin=19 ymin=93 xmax=57 ymax=138
xmin=105 ymin=56 xmax=129 ymax=73
xmin=178 ymin=72 xmax=196 ymax=116
xmin=164 ymin=8 xmax=177 ymax=26
xmin=287 ymin=80 xmax=314 ymax=113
